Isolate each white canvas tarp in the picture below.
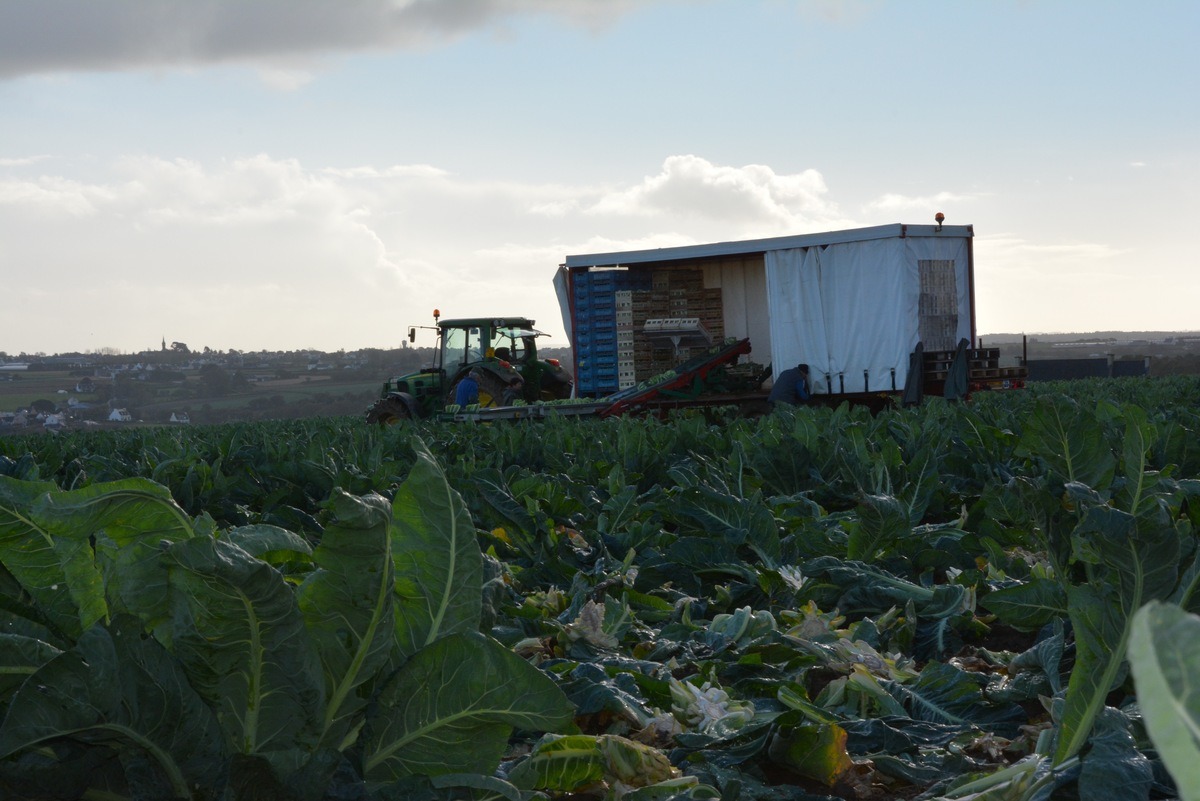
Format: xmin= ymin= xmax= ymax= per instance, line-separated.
xmin=553 ymin=266 xmax=572 ymax=344
xmin=701 ymin=259 xmax=772 ymax=361
xmin=765 ymin=234 xmax=969 ymax=395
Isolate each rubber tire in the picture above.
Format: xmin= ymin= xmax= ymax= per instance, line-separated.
xmin=365 ymin=396 xmax=411 ymax=426
xmin=448 ymin=370 xmax=509 ymax=408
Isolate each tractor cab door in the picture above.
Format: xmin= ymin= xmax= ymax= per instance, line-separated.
xmin=441 ymin=325 xmax=487 ymax=374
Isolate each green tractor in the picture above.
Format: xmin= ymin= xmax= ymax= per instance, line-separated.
xmin=365 ymin=312 xmax=574 ymax=425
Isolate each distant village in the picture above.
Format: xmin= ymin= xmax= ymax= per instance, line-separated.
xmin=0 ymin=338 xmax=433 ymax=434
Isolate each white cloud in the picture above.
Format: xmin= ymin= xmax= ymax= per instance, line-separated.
xmin=0 ymin=176 xmax=116 ymax=216
xmin=1 ymin=151 xmax=856 ymax=351
xmin=588 ymin=155 xmax=841 ymax=232
xmin=863 ymin=191 xmax=981 ymax=215
xmin=256 ymin=67 xmax=316 ymax=92
xmin=0 ymin=155 xmax=51 ymax=167
xmin=979 ymin=233 xmax=1126 ymax=273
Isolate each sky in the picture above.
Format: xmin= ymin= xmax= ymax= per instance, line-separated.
xmin=1 ymin=0 xmax=1197 ymax=355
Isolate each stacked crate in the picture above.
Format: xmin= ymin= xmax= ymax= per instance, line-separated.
xmin=573 ymin=271 xmax=618 ymax=395
xmin=918 ymin=260 xmax=958 ymax=353
xmin=616 ymin=290 xmax=636 ymax=389
xmin=572 ymin=267 xmax=725 ymax=396
xmin=700 ymin=287 xmax=724 ymax=341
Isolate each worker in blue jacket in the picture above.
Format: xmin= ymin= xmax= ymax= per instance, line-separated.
xmin=768 ymin=363 xmax=811 ymax=406
xmin=454 ymin=369 xmax=481 ymax=406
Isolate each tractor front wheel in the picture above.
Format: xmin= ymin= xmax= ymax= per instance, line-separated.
xmin=365 ymin=396 xmax=411 ymax=426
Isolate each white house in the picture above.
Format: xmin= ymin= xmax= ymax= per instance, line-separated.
xmin=108 ymin=408 xmax=132 ymax=422
xmin=169 ymin=412 xmax=191 ymax=424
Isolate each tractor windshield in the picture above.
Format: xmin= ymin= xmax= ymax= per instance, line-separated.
xmin=442 ymin=325 xmax=485 ymax=369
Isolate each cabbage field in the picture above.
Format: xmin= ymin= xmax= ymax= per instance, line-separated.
xmin=1 ymin=376 xmax=1199 ymax=800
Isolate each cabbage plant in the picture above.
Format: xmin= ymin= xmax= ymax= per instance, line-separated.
xmin=0 ymin=439 xmax=574 ymax=798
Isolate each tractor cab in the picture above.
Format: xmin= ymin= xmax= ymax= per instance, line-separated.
xmin=435 ymin=317 xmax=572 ymax=405
xmin=365 ymin=312 xmax=573 ymax=425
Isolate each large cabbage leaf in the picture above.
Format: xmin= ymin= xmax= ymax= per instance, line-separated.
xmin=298 ymin=489 xmax=396 ymax=748
xmin=362 ymin=630 xmax=576 ymax=781
xmin=34 ymin=478 xmax=196 ymax=638
xmin=0 ymin=475 xmax=105 ymax=639
xmin=167 ymin=536 xmax=325 ymax=759
xmin=391 ymin=438 xmax=482 ymax=657
xmin=0 ymin=619 xmax=224 ymax=799
xmin=1055 ymin=504 xmax=1183 ymax=763
xmin=1128 ymin=602 xmax=1200 ymax=800
xmin=1017 ymin=395 xmax=1117 ymax=491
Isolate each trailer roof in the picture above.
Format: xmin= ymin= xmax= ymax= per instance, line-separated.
xmin=563 ymin=223 xmax=973 ymax=269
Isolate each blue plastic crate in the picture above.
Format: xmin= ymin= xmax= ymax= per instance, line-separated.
xmin=577 ymin=342 xmax=616 ymax=358
xmin=577 ymin=339 xmax=614 ymax=353
xmin=576 ymin=319 xmax=616 ymax=338
xmin=576 ymin=375 xmax=614 ymax=394
xmin=615 ymin=271 xmax=653 ymax=291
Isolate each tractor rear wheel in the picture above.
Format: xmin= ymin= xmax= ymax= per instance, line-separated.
xmin=365 ymin=396 xmax=411 ymax=426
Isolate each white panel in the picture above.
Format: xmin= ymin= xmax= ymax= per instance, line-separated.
xmin=739 ymin=260 xmax=772 ymax=363
xmin=711 ymin=263 xmax=746 ymax=338
xmin=905 ymin=236 xmax=971 ymax=345
xmin=701 ymin=258 xmax=771 ymax=362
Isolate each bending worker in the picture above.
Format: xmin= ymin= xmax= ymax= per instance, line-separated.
xmin=768 ymin=363 xmax=811 ymax=406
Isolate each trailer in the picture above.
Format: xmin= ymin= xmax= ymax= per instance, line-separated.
xmin=555 ymin=222 xmax=1025 ymax=407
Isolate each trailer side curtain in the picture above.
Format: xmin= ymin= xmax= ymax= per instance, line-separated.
xmin=765 ymin=239 xmax=918 ymax=395
xmin=764 ymin=246 xmax=828 ymax=392
xmin=553 ymin=266 xmax=573 ymax=344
